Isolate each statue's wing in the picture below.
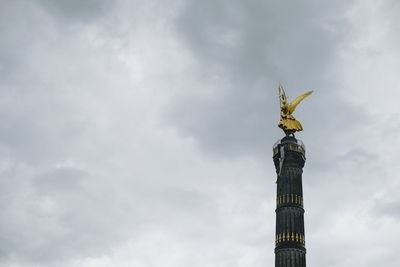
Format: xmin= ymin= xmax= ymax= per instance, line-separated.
xmin=288 ymin=90 xmax=313 ymax=113
xmin=279 ymin=85 xmax=288 ymax=104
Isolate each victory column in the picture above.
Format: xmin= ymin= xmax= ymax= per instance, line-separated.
xmin=273 ymin=85 xmax=312 ymax=267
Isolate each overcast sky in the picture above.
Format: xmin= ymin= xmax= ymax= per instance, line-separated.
xmin=1 ymin=0 xmax=400 ymax=266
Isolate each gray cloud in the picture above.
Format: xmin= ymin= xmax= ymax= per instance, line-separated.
xmin=0 ymin=166 xmax=127 ymax=263
xmin=0 ymin=0 xmax=399 ymax=266
xmin=167 ymin=0 xmax=368 ymax=176
xmin=376 ymin=200 xmax=400 ymax=219
xmin=34 ymin=0 xmax=113 ymax=22
xmin=176 ymin=1 xmax=351 ymax=79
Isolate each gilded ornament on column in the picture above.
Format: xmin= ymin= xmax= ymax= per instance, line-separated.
xmin=278 ymin=84 xmax=313 ymax=136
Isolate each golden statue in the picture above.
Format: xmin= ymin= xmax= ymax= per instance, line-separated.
xmin=278 ymin=85 xmax=313 ymax=136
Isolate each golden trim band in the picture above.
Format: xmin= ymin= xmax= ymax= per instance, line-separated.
xmin=275 ymin=232 xmax=305 ymax=245
xmin=276 ymin=194 xmax=304 ymax=207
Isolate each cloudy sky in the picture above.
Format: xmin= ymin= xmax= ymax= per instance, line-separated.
xmin=1 ymin=0 xmax=400 ymax=266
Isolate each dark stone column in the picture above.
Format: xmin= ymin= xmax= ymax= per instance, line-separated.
xmin=273 ymin=136 xmax=306 ymax=267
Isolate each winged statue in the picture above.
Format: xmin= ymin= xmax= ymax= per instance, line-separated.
xmin=278 ymin=85 xmax=313 ymax=136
